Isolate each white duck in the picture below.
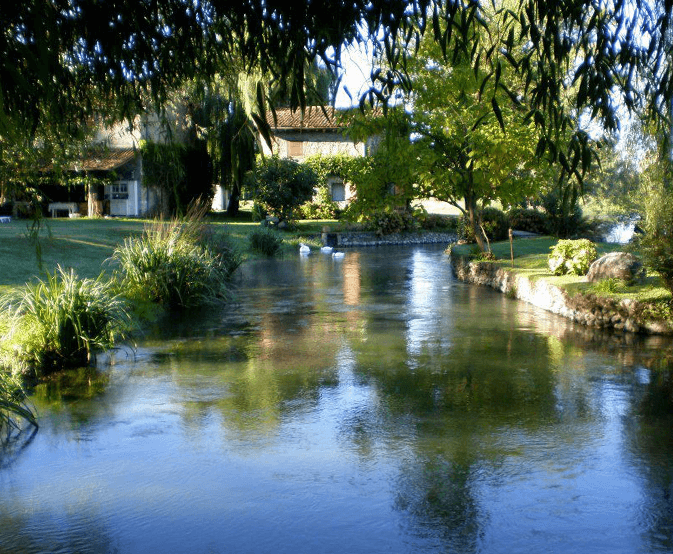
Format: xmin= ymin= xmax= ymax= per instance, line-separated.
xmin=332 ymin=251 xmax=345 ymax=259
xmin=299 ymin=243 xmax=311 ymax=255
xmin=320 ymin=246 xmax=334 ymax=254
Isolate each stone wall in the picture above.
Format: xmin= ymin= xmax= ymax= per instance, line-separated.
xmin=451 ymin=255 xmax=673 ymax=335
xmin=326 ymin=231 xmax=457 ymax=247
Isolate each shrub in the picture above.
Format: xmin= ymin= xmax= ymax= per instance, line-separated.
xmin=299 ymin=186 xmax=340 ymax=220
xmin=249 ymin=227 xmax=283 ymax=256
xmin=540 ymin=188 xmax=595 ymax=238
xmin=0 ymin=266 xmax=131 ymax=377
xmin=458 ymin=207 xmax=509 ymax=242
xmin=637 ymin=181 xmax=673 ymax=294
xmin=548 ymin=239 xmax=598 ymax=276
xmin=113 ymin=215 xmax=234 ymax=308
xmin=251 ymin=203 xmax=268 ymax=222
xmin=247 ymin=157 xmax=318 ymax=222
xmin=416 ymin=211 xmax=458 ymax=231
xmin=591 ymin=277 xmax=628 ymax=294
xmin=366 ymin=208 xmax=418 ymax=236
xmin=507 ymin=208 xmax=548 ymax=235
xmin=199 ymin=227 xmax=243 ymax=279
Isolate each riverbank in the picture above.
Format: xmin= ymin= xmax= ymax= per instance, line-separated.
xmin=324 ymin=230 xmax=457 ymax=247
xmin=450 ymin=252 xmax=673 ymax=335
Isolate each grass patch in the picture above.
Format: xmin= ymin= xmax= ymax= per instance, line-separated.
xmin=249 ymin=227 xmax=283 ymax=256
xmin=450 ymin=237 xmax=672 ymax=304
xmin=0 ymin=214 xmax=346 ymax=296
xmin=0 ymin=218 xmax=145 ymax=294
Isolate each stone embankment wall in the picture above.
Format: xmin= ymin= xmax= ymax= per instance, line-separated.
xmin=325 ymin=231 xmax=457 ymax=247
xmin=451 ymin=255 xmax=672 ymax=335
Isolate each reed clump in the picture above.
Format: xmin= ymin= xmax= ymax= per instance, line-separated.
xmin=0 ymin=370 xmax=38 ymax=443
xmin=112 ymin=203 xmax=240 ymax=308
xmin=249 ymin=227 xmax=283 ymax=256
xmin=0 ymin=266 xmax=131 ymax=378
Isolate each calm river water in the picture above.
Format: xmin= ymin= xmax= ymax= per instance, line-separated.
xmin=2 ymin=244 xmax=673 ymax=553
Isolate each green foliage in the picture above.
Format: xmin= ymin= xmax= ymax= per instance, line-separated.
xmin=407 ymin=14 xmax=547 ymax=251
xmin=251 ymin=203 xmax=268 ymax=222
xmin=300 ymin=154 xmax=355 ymax=220
xmin=539 ymin=181 xmax=589 ymax=239
xmin=199 ymin=227 xmax=243 ymax=279
xmin=247 ymin=157 xmax=317 ymax=222
xmin=548 ymin=239 xmax=598 ymax=276
xmin=591 ymin=278 xmax=628 ymax=295
xmin=0 ymin=266 xmax=131 ymax=377
xmin=0 ymin=369 xmax=38 ymax=441
xmin=113 ymin=211 xmax=236 ymax=308
xmin=249 ymin=227 xmax=282 ymax=256
xmin=139 ymin=140 xmax=213 ymax=216
xmin=188 ymin=91 xmax=256 ymax=216
xmin=417 ymin=212 xmax=458 ymax=231
xmin=637 ymin=169 xmax=673 ymax=293
xmin=342 ymin=109 xmax=417 ymax=215
xmin=458 ymin=207 xmax=509 ymax=242
xmin=303 ymin=154 xmax=355 ymax=185
xmin=507 ymin=208 xmax=548 ymax=235
xmin=299 ymin=185 xmax=340 ymax=220
xmin=365 ymin=207 xmax=419 ymax=236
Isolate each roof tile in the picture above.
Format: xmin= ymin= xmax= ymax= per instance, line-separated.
xmin=80 ymin=148 xmax=136 ymax=171
xmin=267 ymin=106 xmax=341 ymax=130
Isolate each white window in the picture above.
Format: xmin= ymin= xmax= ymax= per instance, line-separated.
xmin=331 ymin=182 xmax=346 ymax=202
xmin=111 ymin=183 xmax=128 ymax=199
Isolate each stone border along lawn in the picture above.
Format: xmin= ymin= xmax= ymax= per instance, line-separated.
xmin=449 ymin=238 xmax=673 ymax=335
xmin=323 ymin=230 xmax=458 ymax=247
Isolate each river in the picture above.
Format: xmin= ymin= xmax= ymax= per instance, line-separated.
xmin=1 ymin=244 xmax=672 ymax=553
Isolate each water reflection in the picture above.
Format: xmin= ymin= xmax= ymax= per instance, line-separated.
xmin=2 ymin=245 xmax=673 ymax=553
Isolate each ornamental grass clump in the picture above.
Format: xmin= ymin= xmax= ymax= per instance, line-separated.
xmin=0 ymin=266 xmax=131 ymax=378
xmin=113 ymin=212 xmax=236 ymax=308
xmin=548 ymin=239 xmax=598 ymax=276
xmin=0 ymin=370 xmax=37 ymax=441
xmin=249 ymin=227 xmax=283 ymax=256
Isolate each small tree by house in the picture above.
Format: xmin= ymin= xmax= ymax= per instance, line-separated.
xmin=247 ymin=157 xmax=317 ymax=223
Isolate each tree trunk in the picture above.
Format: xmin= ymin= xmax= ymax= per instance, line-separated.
xmin=465 ymin=193 xmax=486 ymax=252
xmin=226 ymin=183 xmax=240 ymax=216
xmin=87 ymin=181 xmax=99 ymax=217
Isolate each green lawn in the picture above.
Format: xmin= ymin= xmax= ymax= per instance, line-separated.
xmin=451 ymin=237 xmax=672 ymax=304
xmin=0 ymin=213 xmax=344 ymax=295
xmin=0 ymin=218 xmax=146 ymax=294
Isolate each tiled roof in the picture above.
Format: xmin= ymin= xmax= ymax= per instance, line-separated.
xmin=267 ymin=106 xmax=342 ymax=130
xmin=79 ymin=148 xmax=136 ymax=171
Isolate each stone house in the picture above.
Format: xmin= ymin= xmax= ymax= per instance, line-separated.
xmin=84 ymin=114 xmax=190 ymax=217
xmin=43 ymin=109 xmax=190 ymax=218
xmin=257 ymin=106 xmax=374 ymax=207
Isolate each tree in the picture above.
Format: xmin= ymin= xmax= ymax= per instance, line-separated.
xmin=3 ymin=0 xmax=670 ymax=163
xmin=185 ymin=58 xmax=336 ymax=219
xmin=247 ymin=157 xmax=318 ymax=223
xmin=344 ymin=108 xmax=418 ymax=217
xmin=408 ymin=10 xmax=546 ymax=251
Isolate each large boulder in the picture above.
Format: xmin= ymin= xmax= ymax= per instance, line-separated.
xmin=586 ymin=252 xmax=646 ymax=284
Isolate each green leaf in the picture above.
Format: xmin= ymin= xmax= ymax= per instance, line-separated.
xmin=491 ymin=97 xmax=504 ymax=130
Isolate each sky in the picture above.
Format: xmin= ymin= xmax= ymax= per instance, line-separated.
xmin=334 ymin=42 xmax=375 ymax=108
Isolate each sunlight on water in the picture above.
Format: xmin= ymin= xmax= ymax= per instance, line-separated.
xmin=1 ymin=245 xmax=672 ymax=553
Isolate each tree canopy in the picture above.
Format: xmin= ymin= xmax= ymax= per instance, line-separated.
xmin=405 ymin=6 xmax=549 ymax=249
xmin=3 ymin=0 xmax=672 ymax=150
